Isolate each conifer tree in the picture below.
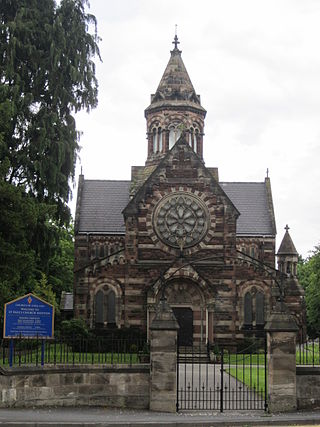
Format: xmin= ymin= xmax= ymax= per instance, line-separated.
xmin=0 ymin=0 xmax=100 ymax=221
xmin=0 ymin=0 xmax=100 ymax=314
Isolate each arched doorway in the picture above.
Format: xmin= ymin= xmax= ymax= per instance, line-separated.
xmin=172 ymin=307 xmax=193 ymax=346
xmin=162 ymin=279 xmax=205 ymax=345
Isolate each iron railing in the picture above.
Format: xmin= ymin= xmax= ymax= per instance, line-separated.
xmin=297 ymin=335 xmax=320 ymax=366
xmin=0 ymin=336 xmax=149 ymax=367
xmin=177 ymin=338 xmax=267 ymax=412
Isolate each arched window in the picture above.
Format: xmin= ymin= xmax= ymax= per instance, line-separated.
xmin=158 ymin=127 xmax=163 ymax=152
xmin=95 ymin=290 xmax=104 ymax=324
xmin=94 ymin=288 xmax=117 ymax=327
xmin=189 ymin=127 xmax=194 ymax=150
xmin=152 ymin=127 xmax=163 ymax=153
xmin=244 ymin=292 xmax=253 ymax=327
xmin=243 ymin=289 xmax=265 ymax=329
xmin=188 ymin=127 xmax=199 ymax=152
xmin=107 ymin=290 xmax=116 ymax=324
xmin=256 ymin=292 xmax=264 ymax=326
xmin=286 ymin=261 xmax=292 ymax=275
xmin=152 ymin=128 xmax=157 ymax=152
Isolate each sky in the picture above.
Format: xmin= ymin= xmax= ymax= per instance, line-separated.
xmin=72 ymin=0 xmax=320 ymax=259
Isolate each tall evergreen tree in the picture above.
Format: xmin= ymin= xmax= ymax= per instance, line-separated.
xmin=0 ymin=0 xmax=100 ymax=315
xmin=0 ymin=0 xmax=100 ymax=221
xmin=298 ymin=245 xmax=320 ymax=335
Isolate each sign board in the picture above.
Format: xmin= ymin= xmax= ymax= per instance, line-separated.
xmin=3 ymin=293 xmax=54 ymax=338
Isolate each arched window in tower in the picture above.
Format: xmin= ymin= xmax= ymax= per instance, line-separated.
xmin=169 ymin=124 xmax=182 ymax=149
xmin=195 ymin=128 xmax=199 ymax=152
xmin=152 ymin=128 xmax=157 ymax=153
xmin=158 ymin=127 xmax=163 ymax=152
xmin=188 ymin=126 xmax=200 ymax=153
xmin=152 ymin=127 xmax=163 ymax=153
xmin=286 ymin=261 xmax=292 ymax=275
xmin=189 ymin=127 xmax=195 ymax=150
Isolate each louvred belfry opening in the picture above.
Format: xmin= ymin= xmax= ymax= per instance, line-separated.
xmin=144 ymin=35 xmax=206 ymax=166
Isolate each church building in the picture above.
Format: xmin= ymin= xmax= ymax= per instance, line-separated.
xmin=73 ymin=36 xmax=304 ymax=346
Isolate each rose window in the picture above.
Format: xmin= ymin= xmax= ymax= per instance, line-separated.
xmin=153 ymin=193 xmax=209 ymax=248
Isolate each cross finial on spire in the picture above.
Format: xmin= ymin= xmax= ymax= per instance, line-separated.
xmin=285 ymin=224 xmax=290 ymax=232
xmin=172 ymin=25 xmax=180 ymax=50
xmin=266 ymin=168 xmax=269 ymax=178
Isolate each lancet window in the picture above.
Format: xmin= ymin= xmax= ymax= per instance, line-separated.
xmin=152 ymin=127 xmax=163 ymax=153
xmin=94 ymin=287 xmax=116 ymax=326
xmin=188 ymin=127 xmax=199 ymax=153
xmin=243 ymin=290 xmax=265 ymax=329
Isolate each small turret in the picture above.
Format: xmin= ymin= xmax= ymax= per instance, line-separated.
xmin=277 ymin=225 xmax=299 ymax=277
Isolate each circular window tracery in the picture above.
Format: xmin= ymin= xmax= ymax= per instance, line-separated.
xmin=153 ymin=193 xmax=209 ymax=248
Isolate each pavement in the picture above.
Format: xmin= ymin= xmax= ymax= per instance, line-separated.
xmin=1 ymin=408 xmax=320 ymax=427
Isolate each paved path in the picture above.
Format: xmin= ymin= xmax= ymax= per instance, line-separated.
xmin=0 ymin=408 xmax=320 ymax=427
xmin=178 ymin=363 xmax=265 ymax=410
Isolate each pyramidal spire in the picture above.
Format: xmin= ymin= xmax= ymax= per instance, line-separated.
xmin=146 ymin=34 xmax=205 ymax=110
xmin=277 ymin=225 xmax=298 ymax=255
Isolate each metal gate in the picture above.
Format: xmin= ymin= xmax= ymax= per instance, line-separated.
xmin=176 ymin=337 xmax=268 ymax=412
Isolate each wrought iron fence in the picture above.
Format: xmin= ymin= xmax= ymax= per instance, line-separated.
xmin=297 ymin=335 xmax=320 ymax=366
xmin=177 ymin=338 xmax=267 ymax=412
xmin=0 ymin=336 xmax=150 ymax=367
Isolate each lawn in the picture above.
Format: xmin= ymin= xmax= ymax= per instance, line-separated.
xmin=0 ymin=342 xmax=147 ymax=367
xmin=227 ymin=366 xmax=266 ymax=397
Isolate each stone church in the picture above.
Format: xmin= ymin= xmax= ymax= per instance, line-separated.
xmin=73 ymin=36 xmax=304 ymax=346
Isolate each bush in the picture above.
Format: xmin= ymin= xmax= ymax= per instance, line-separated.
xmin=60 ymin=318 xmax=89 ymax=340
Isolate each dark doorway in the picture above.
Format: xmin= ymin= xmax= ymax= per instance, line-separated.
xmin=173 ymin=307 xmax=193 ymax=346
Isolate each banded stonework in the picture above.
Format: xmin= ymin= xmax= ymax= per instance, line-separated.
xmin=73 ymin=37 xmax=305 ymax=346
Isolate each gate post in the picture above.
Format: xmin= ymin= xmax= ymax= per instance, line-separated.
xmin=149 ymin=297 xmax=179 ymax=413
xmin=265 ymin=307 xmax=298 ymax=412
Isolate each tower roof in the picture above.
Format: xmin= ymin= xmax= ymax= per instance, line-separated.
xmin=145 ymin=36 xmax=206 ymax=115
xmin=277 ymin=225 xmax=298 ymax=255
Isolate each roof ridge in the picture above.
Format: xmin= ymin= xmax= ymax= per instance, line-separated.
xmin=220 ymin=181 xmax=265 ymax=184
xmin=84 ymin=179 xmax=131 ymax=183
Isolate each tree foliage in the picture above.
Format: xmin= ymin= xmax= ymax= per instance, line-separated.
xmin=0 ymin=0 xmax=100 ymax=221
xmin=0 ymin=0 xmax=100 ymax=324
xmin=298 ymin=245 xmax=320 ymax=335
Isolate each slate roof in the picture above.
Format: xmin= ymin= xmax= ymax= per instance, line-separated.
xmin=77 ymin=180 xmax=131 ymax=233
xmin=220 ymin=182 xmax=275 ymax=236
xmin=77 ymin=179 xmax=275 ymax=236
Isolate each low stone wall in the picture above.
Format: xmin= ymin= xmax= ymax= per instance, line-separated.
xmin=0 ymin=365 xmax=149 ymax=408
xmin=297 ymin=366 xmax=320 ymax=410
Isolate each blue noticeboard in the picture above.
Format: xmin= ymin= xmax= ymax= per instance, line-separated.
xmin=3 ymin=294 xmax=54 ymax=338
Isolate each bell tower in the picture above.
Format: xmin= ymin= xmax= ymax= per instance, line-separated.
xmin=144 ymin=35 xmax=207 ymax=166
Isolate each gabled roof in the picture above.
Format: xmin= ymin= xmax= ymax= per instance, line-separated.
xmin=76 ymin=178 xmax=275 ymax=237
xmin=123 ymin=136 xmax=239 ymax=219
